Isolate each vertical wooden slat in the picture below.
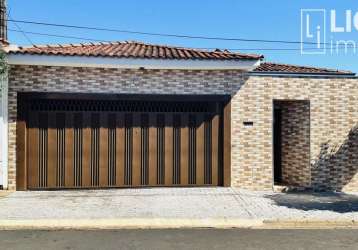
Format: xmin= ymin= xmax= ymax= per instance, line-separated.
xmin=47 ymin=112 xmax=57 ymax=188
xmin=27 ymin=111 xmax=39 ymax=188
xmin=148 ymin=113 xmax=157 ymax=186
xmin=180 ymin=114 xmax=189 ymax=185
xmin=196 ymin=113 xmax=205 ymax=185
xmin=23 ymin=96 xmax=227 ymax=189
xmin=203 ymin=116 xmax=211 ymax=185
xmin=211 ymin=113 xmax=219 ymax=186
xmin=188 ymin=114 xmax=196 ymax=185
xmin=164 ymin=113 xmax=173 ymax=185
xmin=73 ymin=113 xmax=83 ymax=187
xmin=65 ymin=113 xmax=74 ymax=187
xmin=173 ymin=115 xmax=180 ymax=185
xmin=223 ymin=101 xmax=231 ymax=187
xmin=124 ymin=114 xmax=132 ymax=186
xmin=56 ymin=113 xmax=66 ymax=187
xmin=116 ymin=113 xmax=125 ymax=186
xmin=157 ymin=115 xmax=165 ymax=185
xmin=108 ymin=114 xmax=116 ymax=186
xmin=91 ymin=113 xmax=100 ymax=186
xmin=99 ymin=112 xmax=109 ymax=186
xmin=132 ymin=113 xmax=141 ymax=186
xmin=38 ymin=113 xmax=48 ymax=188
xmin=140 ymin=114 xmax=149 ymax=185
xmin=82 ymin=112 xmax=91 ymax=187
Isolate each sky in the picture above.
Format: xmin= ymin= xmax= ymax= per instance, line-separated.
xmin=7 ymin=0 xmax=358 ymax=73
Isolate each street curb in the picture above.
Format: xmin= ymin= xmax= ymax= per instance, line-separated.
xmin=262 ymin=219 xmax=358 ymax=229
xmin=0 ymin=219 xmax=264 ymax=230
xmin=0 ymin=191 xmax=13 ymax=198
xmin=0 ymin=218 xmax=357 ymax=230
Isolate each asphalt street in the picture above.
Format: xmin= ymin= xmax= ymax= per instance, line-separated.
xmin=0 ymin=229 xmax=357 ymax=250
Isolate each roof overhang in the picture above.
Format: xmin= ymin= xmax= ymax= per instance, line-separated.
xmin=248 ymin=71 xmax=356 ymax=78
xmin=7 ymin=54 xmax=261 ymax=71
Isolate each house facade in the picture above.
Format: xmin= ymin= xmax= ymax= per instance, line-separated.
xmin=0 ymin=3 xmax=357 ymax=192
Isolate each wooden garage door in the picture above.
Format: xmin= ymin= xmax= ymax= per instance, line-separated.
xmin=17 ymin=94 xmax=230 ymax=190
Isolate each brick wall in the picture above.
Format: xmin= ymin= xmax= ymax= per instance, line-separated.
xmin=275 ymin=100 xmax=311 ymax=187
xmin=7 ymin=65 xmax=358 ymax=192
xmin=7 ymin=65 xmax=239 ymax=190
xmin=233 ymin=75 xmax=358 ymax=191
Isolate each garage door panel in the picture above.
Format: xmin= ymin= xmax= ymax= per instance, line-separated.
xmin=82 ymin=112 xmax=92 ymax=187
xmin=148 ymin=113 xmax=157 ymax=186
xmin=211 ymin=114 xmax=220 ymax=186
xmin=47 ymin=112 xmax=57 ymax=188
xmin=173 ymin=114 xmax=181 ymax=185
xmin=164 ymin=113 xmax=173 ymax=186
xmin=38 ymin=113 xmax=49 ymax=188
xmin=115 ymin=113 xmax=125 ymax=186
xmin=73 ymin=113 xmax=83 ymax=187
xmin=90 ymin=113 xmax=100 ymax=187
xmin=196 ymin=113 xmax=205 ymax=185
xmin=132 ymin=113 xmax=141 ymax=186
xmin=99 ymin=113 xmax=109 ymax=187
xmin=157 ymin=114 xmax=165 ymax=185
xmin=107 ymin=113 xmax=116 ymax=187
xmin=124 ymin=114 xmax=133 ymax=186
xmin=56 ymin=113 xmax=66 ymax=187
xmin=27 ymin=112 xmax=39 ymax=189
xmin=188 ymin=114 xmax=196 ymax=184
xmin=22 ymin=96 xmax=226 ymax=189
xmin=140 ymin=114 xmax=149 ymax=186
xmin=180 ymin=114 xmax=189 ymax=186
xmin=65 ymin=113 xmax=74 ymax=188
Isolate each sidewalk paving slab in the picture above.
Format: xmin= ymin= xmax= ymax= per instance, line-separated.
xmin=0 ymin=188 xmax=357 ymax=229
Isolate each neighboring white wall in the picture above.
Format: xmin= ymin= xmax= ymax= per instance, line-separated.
xmin=0 ymin=72 xmax=7 ymax=188
xmin=0 ymin=79 xmax=2 ymax=186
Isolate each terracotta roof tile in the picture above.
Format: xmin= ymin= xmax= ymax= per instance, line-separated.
xmin=253 ymin=62 xmax=354 ymax=75
xmin=10 ymin=41 xmax=263 ymax=61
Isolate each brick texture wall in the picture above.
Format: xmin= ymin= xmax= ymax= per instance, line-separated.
xmin=275 ymin=100 xmax=311 ymax=187
xmin=7 ymin=65 xmax=358 ymax=192
xmin=7 ymin=65 xmax=238 ymax=190
xmin=233 ymin=75 xmax=358 ymax=191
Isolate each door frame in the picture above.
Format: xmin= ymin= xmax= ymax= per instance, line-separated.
xmin=16 ymin=92 xmax=231 ymax=190
xmin=272 ymin=99 xmax=311 ymax=188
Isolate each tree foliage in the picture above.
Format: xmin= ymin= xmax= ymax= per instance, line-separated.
xmin=0 ymin=50 xmax=8 ymax=75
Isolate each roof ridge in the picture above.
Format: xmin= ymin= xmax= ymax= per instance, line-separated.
xmin=27 ymin=41 xmax=125 ymax=49
xmin=121 ymin=40 xmax=210 ymax=52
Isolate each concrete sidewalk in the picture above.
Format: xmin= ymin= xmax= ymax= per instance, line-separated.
xmin=0 ymin=188 xmax=357 ymax=229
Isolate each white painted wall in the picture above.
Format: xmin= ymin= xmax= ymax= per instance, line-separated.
xmin=0 ymin=73 xmax=7 ymax=188
xmin=0 ymin=79 xmax=2 ymax=186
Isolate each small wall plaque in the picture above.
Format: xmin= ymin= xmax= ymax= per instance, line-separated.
xmin=243 ymin=121 xmax=254 ymax=126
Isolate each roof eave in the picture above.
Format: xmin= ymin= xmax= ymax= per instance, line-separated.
xmin=7 ymin=53 xmax=261 ymax=71
xmin=249 ymin=71 xmax=356 ymax=77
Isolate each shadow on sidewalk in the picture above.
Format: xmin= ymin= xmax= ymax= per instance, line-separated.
xmin=265 ymin=192 xmax=358 ymax=213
